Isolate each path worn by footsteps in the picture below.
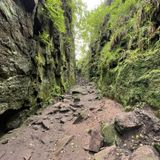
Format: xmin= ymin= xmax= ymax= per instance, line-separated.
xmin=0 ymin=83 xmax=160 ymax=160
xmin=0 ymin=83 xmax=123 ymax=160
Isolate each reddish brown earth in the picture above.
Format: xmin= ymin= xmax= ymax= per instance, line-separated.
xmin=0 ymin=83 xmax=124 ymax=160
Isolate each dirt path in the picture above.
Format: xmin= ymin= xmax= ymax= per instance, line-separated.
xmin=0 ymin=83 xmax=125 ymax=160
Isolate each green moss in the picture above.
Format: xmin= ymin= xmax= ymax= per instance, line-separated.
xmin=100 ymin=123 xmax=118 ymax=146
xmin=154 ymin=143 xmax=160 ymax=154
xmin=39 ymin=31 xmax=51 ymax=46
xmin=87 ymin=0 xmax=160 ymax=110
xmin=35 ymin=53 xmax=45 ymax=66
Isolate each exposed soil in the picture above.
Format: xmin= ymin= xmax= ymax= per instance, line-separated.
xmin=0 ymin=82 xmax=124 ymax=160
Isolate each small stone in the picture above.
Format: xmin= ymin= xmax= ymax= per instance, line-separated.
xmin=71 ymin=86 xmax=88 ymax=95
xmin=29 ymin=143 xmax=34 ymax=147
xmin=54 ymin=114 xmax=63 ymax=120
xmin=60 ymin=117 xmax=73 ymax=124
xmin=139 ymin=134 xmax=144 ymax=138
xmin=62 ymin=95 xmax=73 ymax=100
xmin=73 ymin=97 xmax=80 ymax=103
xmin=89 ymin=106 xmax=96 ymax=111
xmin=59 ymin=107 xmax=71 ymax=113
xmin=32 ymin=125 xmax=39 ymax=130
xmin=71 ymin=143 xmax=74 ymax=146
xmin=71 ymin=103 xmax=84 ymax=108
xmin=123 ymin=144 xmax=127 ymax=147
xmin=73 ymin=111 xmax=89 ymax=124
xmin=1 ymin=139 xmax=9 ymax=144
xmin=41 ymin=120 xmax=50 ymax=130
xmin=60 ymin=150 xmax=64 ymax=153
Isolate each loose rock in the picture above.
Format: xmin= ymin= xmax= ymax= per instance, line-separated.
xmin=54 ymin=135 xmax=74 ymax=156
xmin=114 ymin=112 xmax=142 ymax=134
xmin=130 ymin=145 xmax=159 ymax=160
xmin=94 ymin=145 xmax=117 ymax=160
xmin=41 ymin=120 xmax=51 ymax=130
xmin=73 ymin=111 xmax=89 ymax=124
xmin=88 ymin=129 xmax=103 ymax=153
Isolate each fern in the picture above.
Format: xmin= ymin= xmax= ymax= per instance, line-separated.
xmin=45 ymin=0 xmax=66 ymax=33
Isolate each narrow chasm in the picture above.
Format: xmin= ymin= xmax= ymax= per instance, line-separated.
xmin=0 ymin=0 xmax=160 ymax=160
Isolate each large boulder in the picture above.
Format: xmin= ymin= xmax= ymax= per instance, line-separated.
xmin=114 ymin=112 xmax=142 ymax=134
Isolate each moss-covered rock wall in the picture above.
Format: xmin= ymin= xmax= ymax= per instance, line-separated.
xmin=89 ymin=0 xmax=160 ymax=109
xmin=0 ymin=0 xmax=75 ymax=130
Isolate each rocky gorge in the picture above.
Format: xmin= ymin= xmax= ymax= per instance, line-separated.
xmin=0 ymin=0 xmax=160 ymax=159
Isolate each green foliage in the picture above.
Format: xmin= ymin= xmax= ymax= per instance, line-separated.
xmin=83 ymin=0 xmax=160 ymax=110
xmin=45 ymin=0 xmax=65 ymax=33
xmin=80 ymin=3 xmax=107 ymax=43
xmin=68 ymin=0 xmax=87 ymax=27
xmin=35 ymin=53 xmax=45 ymax=66
xmin=39 ymin=31 xmax=51 ymax=46
xmin=76 ymin=54 xmax=89 ymax=79
xmin=52 ymin=84 xmax=61 ymax=97
xmin=107 ymin=0 xmax=137 ymax=30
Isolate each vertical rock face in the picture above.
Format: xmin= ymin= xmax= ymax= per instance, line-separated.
xmin=0 ymin=0 xmax=75 ymax=130
xmin=89 ymin=0 xmax=160 ymax=109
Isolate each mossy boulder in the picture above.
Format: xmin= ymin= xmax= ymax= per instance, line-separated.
xmin=88 ymin=0 xmax=160 ymax=110
xmin=100 ymin=123 xmax=118 ymax=146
